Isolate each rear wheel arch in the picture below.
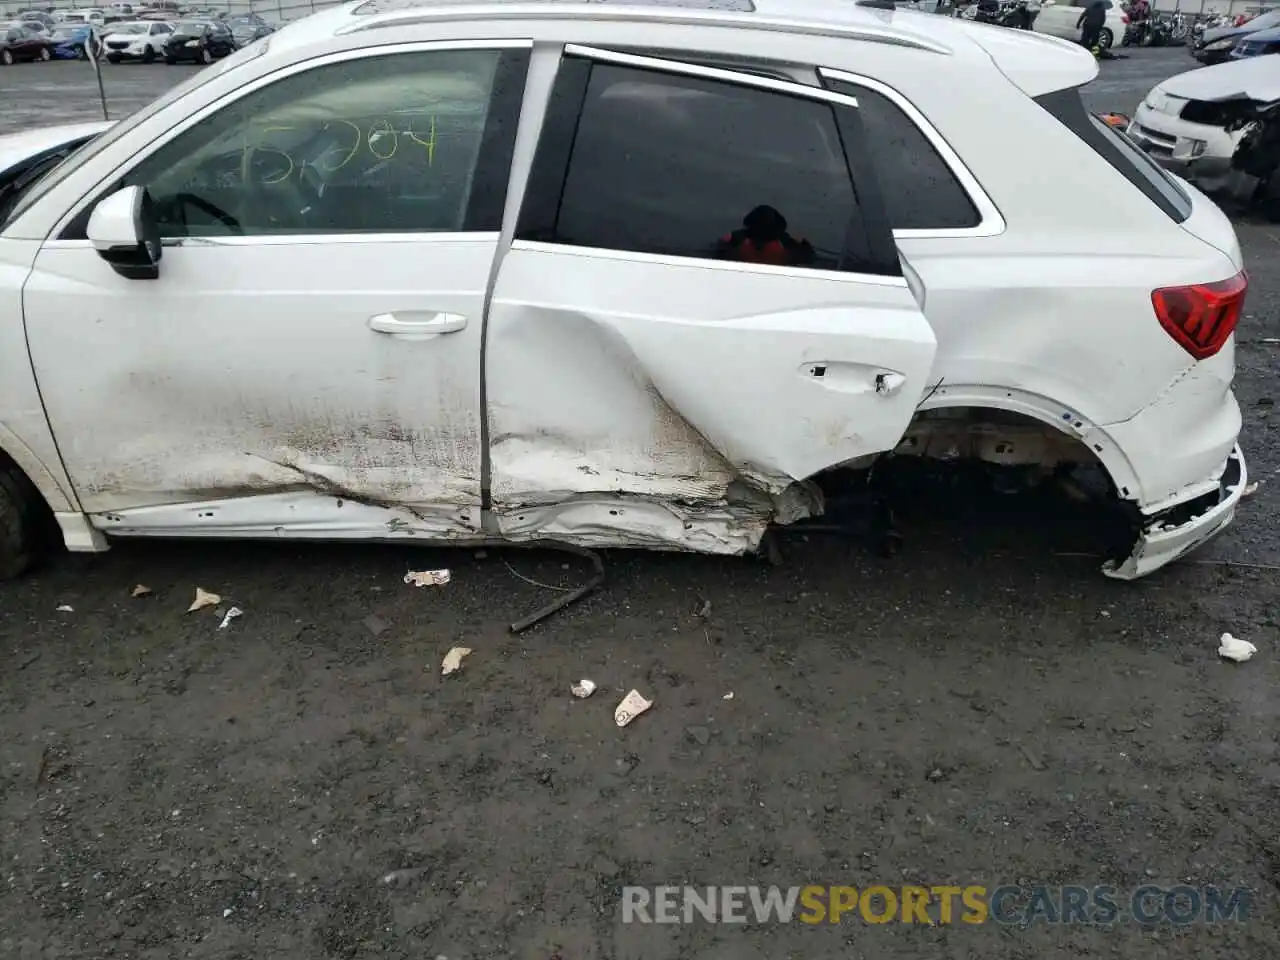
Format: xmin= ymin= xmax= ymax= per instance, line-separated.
xmin=911 ymin=388 xmax=1144 ymax=503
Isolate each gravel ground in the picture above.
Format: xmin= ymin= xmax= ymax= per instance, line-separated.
xmin=2 ymin=48 xmax=1280 ymax=960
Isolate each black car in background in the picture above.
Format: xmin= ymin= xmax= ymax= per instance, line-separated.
xmin=1192 ymin=8 xmax=1280 ymax=63
xmin=227 ymin=13 xmax=273 ymax=47
xmin=163 ymin=19 xmax=235 ymax=64
xmin=0 ymin=20 xmax=53 ymax=63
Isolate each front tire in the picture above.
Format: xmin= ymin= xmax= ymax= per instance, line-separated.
xmin=142 ymin=46 xmax=155 ymax=63
xmin=38 ymin=46 xmax=51 ymax=61
xmin=0 ymin=469 xmax=41 ymax=580
xmin=199 ymin=46 xmax=212 ymax=64
xmin=1 ymin=49 xmax=13 ymax=66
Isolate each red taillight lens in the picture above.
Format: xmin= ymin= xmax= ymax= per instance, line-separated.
xmin=1122 ymin=12 xmax=1130 ymax=22
xmin=1151 ymin=270 xmax=1248 ymax=361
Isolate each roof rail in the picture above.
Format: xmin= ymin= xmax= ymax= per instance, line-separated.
xmin=335 ymin=2 xmax=954 ymax=55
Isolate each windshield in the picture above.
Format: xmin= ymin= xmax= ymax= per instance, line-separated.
xmin=4 ymin=38 xmax=268 ymax=228
xmin=113 ymin=22 xmax=147 ymax=33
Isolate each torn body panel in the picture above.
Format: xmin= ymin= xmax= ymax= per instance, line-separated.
xmin=483 ymin=243 xmax=937 ymax=546
xmin=92 ymin=490 xmax=479 ymax=540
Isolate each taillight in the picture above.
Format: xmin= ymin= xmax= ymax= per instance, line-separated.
xmin=1122 ymin=12 xmax=1130 ymax=22
xmin=1151 ymin=270 xmax=1247 ymax=360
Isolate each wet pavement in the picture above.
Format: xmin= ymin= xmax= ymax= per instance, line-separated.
xmin=2 ymin=47 xmax=1279 ymax=960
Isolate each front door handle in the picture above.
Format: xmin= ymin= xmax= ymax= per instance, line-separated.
xmin=368 ymin=312 xmax=468 ymax=337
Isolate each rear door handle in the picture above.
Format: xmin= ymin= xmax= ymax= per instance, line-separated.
xmin=368 ymin=312 xmax=468 ymax=337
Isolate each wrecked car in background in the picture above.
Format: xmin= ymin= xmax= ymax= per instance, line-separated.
xmin=0 ymin=0 xmax=1251 ymax=584
xmin=1129 ymin=56 xmax=1280 ymax=216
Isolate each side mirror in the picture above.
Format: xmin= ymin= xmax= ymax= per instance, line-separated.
xmin=86 ymin=185 xmax=162 ymax=280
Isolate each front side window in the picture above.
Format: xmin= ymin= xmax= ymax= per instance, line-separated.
xmin=519 ymin=60 xmax=895 ymax=275
xmin=113 ymin=47 xmax=528 ymax=238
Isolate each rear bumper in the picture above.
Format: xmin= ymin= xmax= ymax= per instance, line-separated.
xmin=1104 ymin=444 xmax=1245 ymax=579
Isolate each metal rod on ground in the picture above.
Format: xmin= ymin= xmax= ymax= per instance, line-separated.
xmin=508 ymin=543 xmax=605 ymax=633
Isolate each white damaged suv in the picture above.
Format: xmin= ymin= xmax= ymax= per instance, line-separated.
xmin=0 ymin=0 xmax=1250 ymax=580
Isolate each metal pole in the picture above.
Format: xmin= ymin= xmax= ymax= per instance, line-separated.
xmin=89 ymin=27 xmax=107 ymax=120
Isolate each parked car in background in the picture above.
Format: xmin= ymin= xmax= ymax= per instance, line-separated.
xmin=18 ymin=10 xmax=54 ymax=30
xmin=1192 ymin=8 xmax=1280 ymax=62
xmin=103 ymin=20 xmax=173 ymax=62
xmin=0 ymin=20 xmax=53 ymax=62
xmin=1229 ymin=23 xmax=1280 ymax=57
xmin=1128 ymin=55 xmax=1279 ymax=194
xmin=49 ymin=22 xmax=93 ymax=59
xmin=1035 ymin=0 xmax=1129 ymax=49
xmin=60 ymin=9 xmax=107 ymax=28
xmin=162 ymin=18 xmax=233 ymax=63
xmin=227 ymin=13 xmax=271 ymax=46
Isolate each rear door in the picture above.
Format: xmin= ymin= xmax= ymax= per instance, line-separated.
xmin=486 ymin=46 xmax=936 ymax=524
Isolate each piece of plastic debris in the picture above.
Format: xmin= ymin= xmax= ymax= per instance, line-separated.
xmin=1243 ymin=481 xmax=1259 ymax=498
xmin=722 ymin=692 xmax=734 ymax=700
xmin=218 ymin=607 xmax=243 ymax=630
xmin=222 ymin=908 xmax=233 ymax=918
xmin=695 ymin=599 xmax=712 ymax=619
xmin=1218 ymin=632 xmax=1257 ymax=663
xmin=571 ymin=678 xmax=597 ymax=699
xmin=614 ymin=689 xmax=653 ymax=727
xmin=382 ymin=867 xmax=430 ymax=888
xmin=131 ymin=584 xmax=152 ymax=598
xmin=56 ymin=604 xmax=73 ymax=613
xmin=404 ymin=569 xmax=451 ymax=587
xmin=188 ymin=588 xmax=221 ymax=612
xmin=441 ymin=646 xmax=472 ymax=676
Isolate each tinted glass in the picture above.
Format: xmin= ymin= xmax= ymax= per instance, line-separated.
xmin=548 ymin=64 xmax=859 ymax=272
xmin=124 ymin=49 xmax=511 ymax=238
xmin=825 ymin=78 xmax=979 ymax=231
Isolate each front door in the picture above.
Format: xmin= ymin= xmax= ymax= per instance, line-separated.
xmin=24 ymin=41 xmax=530 ymax=537
xmin=485 ymin=47 xmax=937 ymax=551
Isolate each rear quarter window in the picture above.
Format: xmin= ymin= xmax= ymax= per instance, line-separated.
xmin=1035 ymin=85 xmax=1192 ymax=223
xmin=823 ymin=77 xmax=981 ymax=232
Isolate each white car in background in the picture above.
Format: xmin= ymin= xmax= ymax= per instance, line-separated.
xmin=102 ymin=20 xmax=173 ymax=62
xmin=1035 ymin=0 xmax=1128 ymax=48
xmin=0 ymin=0 xmax=1250 ymax=585
xmin=1129 ymin=54 xmax=1280 ymax=193
xmin=60 ymin=10 xmax=107 ymax=28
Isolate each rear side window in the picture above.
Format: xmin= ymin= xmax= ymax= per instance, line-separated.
xmin=823 ymin=77 xmax=980 ymax=231
xmin=1036 ymin=85 xmax=1192 ymax=222
xmin=517 ymin=59 xmax=901 ymax=276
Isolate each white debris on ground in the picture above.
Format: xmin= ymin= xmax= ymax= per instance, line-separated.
xmin=55 ymin=604 xmax=73 ymax=613
xmin=218 ymin=607 xmax=243 ymax=630
xmin=404 ymin=569 xmax=451 ymax=587
xmin=570 ymin=678 xmax=597 ymax=699
xmin=1243 ymin=481 xmax=1260 ymax=497
xmin=614 ymin=689 xmax=653 ymax=727
xmin=131 ymin=584 xmax=152 ymax=597
xmin=441 ymin=646 xmax=472 ymax=676
xmin=1218 ymin=632 xmax=1257 ymax=663
xmin=187 ymin=588 xmax=221 ymax=612
xmin=722 ymin=692 xmax=735 ymax=700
